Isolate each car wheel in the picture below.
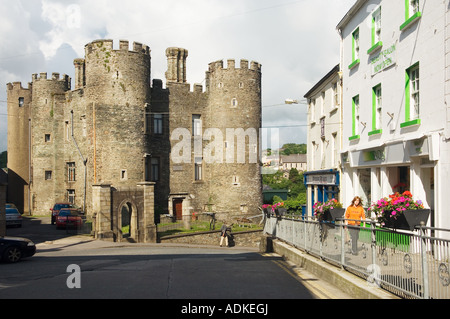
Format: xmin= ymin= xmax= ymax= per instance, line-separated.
xmin=3 ymin=246 xmax=22 ymax=263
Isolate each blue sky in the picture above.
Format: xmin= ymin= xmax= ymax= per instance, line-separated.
xmin=0 ymin=0 xmax=356 ymax=153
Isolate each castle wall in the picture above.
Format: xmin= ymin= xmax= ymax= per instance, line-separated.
xmin=6 ymin=82 xmax=32 ymax=214
xmin=7 ymin=40 xmax=263 ymax=221
xmin=30 ymin=73 xmax=71 ymax=213
xmin=83 ymin=40 xmax=151 ymax=190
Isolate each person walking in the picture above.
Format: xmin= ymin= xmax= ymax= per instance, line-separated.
xmin=219 ymin=223 xmax=229 ymax=247
xmin=345 ymin=196 xmax=365 ymax=255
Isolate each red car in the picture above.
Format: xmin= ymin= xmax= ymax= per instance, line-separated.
xmin=55 ymin=208 xmax=83 ymax=229
xmin=51 ymin=202 xmax=74 ymax=225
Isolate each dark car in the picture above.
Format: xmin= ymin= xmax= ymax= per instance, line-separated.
xmin=5 ymin=207 xmax=22 ymax=228
xmin=0 ymin=237 xmax=36 ymax=263
xmin=56 ymin=208 xmax=83 ymax=229
xmin=50 ymin=202 xmax=74 ymax=225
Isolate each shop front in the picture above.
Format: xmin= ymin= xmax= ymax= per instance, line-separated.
xmin=304 ymin=169 xmax=340 ymax=217
xmin=341 ymin=134 xmax=438 ymax=224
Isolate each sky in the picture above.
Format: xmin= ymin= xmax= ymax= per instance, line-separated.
xmin=0 ymin=0 xmax=356 ymax=153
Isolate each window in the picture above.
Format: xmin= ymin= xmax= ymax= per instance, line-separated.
xmin=120 ymin=169 xmax=127 ymax=180
xmin=45 ymin=171 xmax=52 ymax=180
xmin=349 ymin=28 xmax=360 ymax=69
xmin=368 ymin=7 xmax=383 ymax=54
xmin=45 ymin=134 xmax=51 ymax=142
xmin=232 ymin=175 xmax=240 ymax=186
xmin=349 ymin=95 xmax=360 ymax=140
xmin=67 ymin=162 xmax=76 ymax=181
xmin=153 ymin=113 xmax=163 ymax=134
xmin=18 ymin=97 xmax=24 ymax=107
xmin=401 ymin=63 xmax=420 ymax=127
xmin=309 ymin=99 xmax=316 ymax=123
xmin=369 ymin=85 xmax=382 ymax=135
xmin=150 ymin=158 xmax=159 ymax=182
xmin=192 ymin=114 xmax=202 ymax=136
xmin=67 ymin=190 xmax=75 ymax=204
xmin=231 ymin=98 xmax=238 ymax=108
xmin=332 ymin=82 xmax=339 ymax=107
xmin=400 ymin=0 xmax=421 ymax=31
xmin=194 ymin=157 xmax=202 ymax=181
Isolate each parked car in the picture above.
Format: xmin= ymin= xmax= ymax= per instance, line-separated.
xmin=56 ymin=208 xmax=83 ymax=229
xmin=0 ymin=236 xmax=36 ymax=263
xmin=5 ymin=203 xmax=17 ymax=209
xmin=5 ymin=207 xmax=22 ymax=228
xmin=50 ymin=202 xmax=74 ymax=225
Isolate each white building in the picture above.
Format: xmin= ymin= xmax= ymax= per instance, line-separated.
xmin=336 ymin=0 xmax=450 ymax=229
xmin=304 ymin=64 xmax=343 ymax=216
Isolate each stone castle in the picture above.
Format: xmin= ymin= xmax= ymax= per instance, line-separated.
xmin=7 ymin=39 xmax=263 ymax=223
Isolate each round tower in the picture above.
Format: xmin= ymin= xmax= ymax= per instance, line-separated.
xmin=30 ymin=72 xmax=71 ymax=213
xmin=205 ymin=59 xmax=263 ymax=218
xmin=83 ymin=39 xmax=151 ymax=186
xmin=6 ymin=81 xmax=32 ymax=214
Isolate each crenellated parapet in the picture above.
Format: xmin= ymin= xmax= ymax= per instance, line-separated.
xmin=31 ymin=72 xmax=71 ymax=91
xmin=84 ymin=39 xmax=150 ymax=56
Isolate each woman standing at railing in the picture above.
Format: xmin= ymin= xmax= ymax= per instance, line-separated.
xmin=345 ymin=196 xmax=365 ymax=255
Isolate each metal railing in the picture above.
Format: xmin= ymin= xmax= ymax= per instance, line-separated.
xmin=264 ymin=214 xmax=450 ymax=299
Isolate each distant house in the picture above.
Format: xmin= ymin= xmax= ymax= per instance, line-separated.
xmin=280 ymin=154 xmax=307 ymax=172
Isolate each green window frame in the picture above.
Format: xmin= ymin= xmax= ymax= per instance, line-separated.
xmin=349 ymin=95 xmax=360 ymax=140
xmin=368 ymin=7 xmax=383 ymax=55
xmin=400 ymin=0 xmax=421 ymax=31
xmin=369 ymin=84 xmax=382 ymax=136
xmin=401 ymin=63 xmax=420 ymax=128
xmin=349 ymin=28 xmax=360 ymax=69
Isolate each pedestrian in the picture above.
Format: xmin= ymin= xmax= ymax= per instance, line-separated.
xmin=344 ymin=196 xmax=365 ymax=255
xmin=219 ymin=223 xmax=228 ymax=247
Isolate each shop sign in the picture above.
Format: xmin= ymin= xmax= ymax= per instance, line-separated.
xmin=370 ymin=44 xmax=396 ymax=75
xmin=306 ymin=174 xmax=336 ymax=185
xmin=363 ymin=149 xmax=385 ymax=162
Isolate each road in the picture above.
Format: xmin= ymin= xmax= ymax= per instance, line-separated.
xmin=0 ymin=216 xmax=351 ymax=302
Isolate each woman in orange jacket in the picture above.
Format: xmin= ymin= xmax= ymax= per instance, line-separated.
xmin=345 ymin=196 xmax=365 ymax=255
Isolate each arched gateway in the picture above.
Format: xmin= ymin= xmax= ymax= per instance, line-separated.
xmin=92 ymin=182 xmax=157 ymax=243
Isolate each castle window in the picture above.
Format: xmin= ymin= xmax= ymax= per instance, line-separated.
xmin=67 ymin=162 xmax=76 ymax=182
xmin=231 ymin=98 xmax=238 ymax=108
xmin=67 ymin=190 xmax=75 ymax=204
xmin=120 ymin=169 xmax=127 ymax=181
xmin=45 ymin=134 xmax=51 ymax=142
xmin=145 ymin=157 xmax=160 ymax=182
xmin=45 ymin=171 xmax=52 ymax=180
xmin=218 ymin=82 xmax=223 ymax=88
xmin=153 ymin=113 xmax=163 ymax=134
xmin=239 ymin=82 xmax=244 ymax=89
xmin=18 ymin=97 xmax=24 ymax=107
xmin=232 ymin=175 xmax=240 ymax=186
xmin=192 ymin=114 xmax=202 ymax=136
xmin=194 ymin=157 xmax=202 ymax=181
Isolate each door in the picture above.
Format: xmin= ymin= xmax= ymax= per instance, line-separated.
xmin=173 ymin=199 xmax=183 ymax=220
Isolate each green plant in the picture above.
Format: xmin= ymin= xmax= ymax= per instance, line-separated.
xmin=313 ymin=198 xmax=342 ymax=220
xmin=368 ymin=191 xmax=425 ymax=226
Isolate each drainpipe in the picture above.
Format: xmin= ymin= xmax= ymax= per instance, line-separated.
xmin=70 ymin=110 xmax=87 ymax=212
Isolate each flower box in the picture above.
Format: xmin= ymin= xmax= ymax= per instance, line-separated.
xmin=324 ymin=208 xmax=346 ymax=222
xmin=383 ymin=209 xmax=430 ymax=231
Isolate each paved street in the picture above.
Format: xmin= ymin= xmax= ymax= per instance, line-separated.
xmin=0 ymin=216 xmax=351 ymax=301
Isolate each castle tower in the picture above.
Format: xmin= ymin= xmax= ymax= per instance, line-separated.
xmin=165 ymin=47 xmax=188 ymax=83
xmin=205 ymin=59 xmax=263 ymax=218
xmin=6 ymin=82 xmax=32 ymax=214
xmin=30 ymin=72 xmax=71 ymax=212
xmin=82 ymin=39 xmax=151 ymax=186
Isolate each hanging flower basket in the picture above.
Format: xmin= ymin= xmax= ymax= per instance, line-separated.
xmin=382 ymin=209 xmax=430 ymax=231
xmin=324 ymin=207 xmax=346 ymax=222
xmin=314 ymin=199 xmax=343 ymax=222
xmin=369 ymin=191 xmax=430 ymax=231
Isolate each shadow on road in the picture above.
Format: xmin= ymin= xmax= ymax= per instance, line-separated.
xmin=5 ymin=215 xmax=91 ymax=244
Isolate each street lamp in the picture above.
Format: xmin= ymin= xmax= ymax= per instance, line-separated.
xmin=285 ymin=99 xmax=298 ymax=104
